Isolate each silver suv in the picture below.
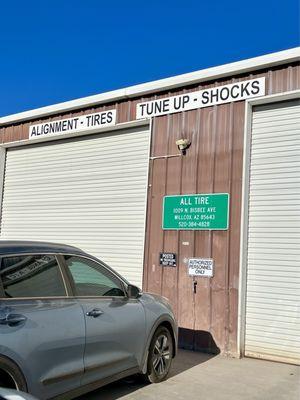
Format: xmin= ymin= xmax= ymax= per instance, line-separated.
xmin=0 ymin=241 xmax=177 ymax=400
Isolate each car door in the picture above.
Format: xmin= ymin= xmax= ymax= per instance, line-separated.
xmin=0 ymin=253 xmax=85 ymax=400
xmin=62 ymin=255 xmax=146 ymax=386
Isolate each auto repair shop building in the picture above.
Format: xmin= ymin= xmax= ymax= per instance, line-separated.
xmin=0 ymin=47 xmax=299 ymax=364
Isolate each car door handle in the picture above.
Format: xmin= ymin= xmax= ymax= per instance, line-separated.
xmin=86 ymin=309 xmax=103 ymax=318
xmin=0 ymin=313 xmax=27 ymax=326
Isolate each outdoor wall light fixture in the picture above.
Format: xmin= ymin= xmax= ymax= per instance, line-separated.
xmin=150 ymin=138 xmax=191 ymax=160
xmin=176 ymin=138 xmax=191 ymax=155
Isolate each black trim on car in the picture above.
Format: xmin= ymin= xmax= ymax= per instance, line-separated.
xmin=49 ymin=366 xmax=140 ymax=400
xmin=41 ymin=369 xmax=83 ymax=386
xmin=84 ymin=354 xmax=135 ymax=375
xmin=0 ymin=257 xmax=5 ymax=298
xmin=56 ymin=254 xmax=73 ymax=297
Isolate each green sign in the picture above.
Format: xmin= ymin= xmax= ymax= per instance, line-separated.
xmin=162 ymin=193 xmax=229 ymax=230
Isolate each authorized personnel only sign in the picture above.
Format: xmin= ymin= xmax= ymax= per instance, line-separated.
xmin=162 ymin=193 xmax=229 ymax=230
xmin=136 ymin=77 xmax=265 ymax=119
xmin=29 ymin=110 xmax=116 ymax=140
xmin=188 ymin=258 xmax=214 ymax=277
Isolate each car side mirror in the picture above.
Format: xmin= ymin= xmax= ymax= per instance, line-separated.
xmin=127 ymin=284 xmax=141 ymax=299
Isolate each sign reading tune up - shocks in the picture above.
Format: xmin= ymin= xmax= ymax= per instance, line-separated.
xmin=136 ymin=77 xmax=265 ymax=119
xmin=162 ymin=194 xmax=229 ymax=230
xmin=29 ymin=110 xmax=116 ymax=140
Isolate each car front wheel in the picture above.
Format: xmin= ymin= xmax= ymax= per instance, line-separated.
xmin=0 ymin=356 xmax=27 ymax=392
xmin=143 ymin=326 xmax=173 ymax=383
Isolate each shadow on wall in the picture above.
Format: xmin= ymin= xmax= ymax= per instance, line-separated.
xmin=178 ymin=328 xmax=221 ymax=354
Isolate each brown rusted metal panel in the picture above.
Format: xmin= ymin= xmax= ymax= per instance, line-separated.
xmin=210 ymin=102 xmax=232 ymax=353
xmin=145 ymin=114 xmax=168 ymax=294
xmin=0 ymin=63 xmax=299 ymax=356
xmin=161 ymin=112 xmax=181 ymax=322
xmin=177 ymin=107 xmax=198 ymax=332
xmin=194 ymin=104 xmax=216 ymax=339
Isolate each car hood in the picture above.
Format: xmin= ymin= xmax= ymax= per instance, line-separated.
xmin=140 ymin=292 xmax=174 ymax=314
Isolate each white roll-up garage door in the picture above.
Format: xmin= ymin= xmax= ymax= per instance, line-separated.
xmin=245 ymin=99 xmax=300 ymax=364
xmin=0 ymin=126 xmax=150 ymax=287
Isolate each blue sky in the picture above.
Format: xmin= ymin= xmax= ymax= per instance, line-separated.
xmin=0 ymin=0 xmax=299 ymax=117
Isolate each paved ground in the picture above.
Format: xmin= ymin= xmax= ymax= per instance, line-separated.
xmin=77 ymin=350 xmax=300 ymax=400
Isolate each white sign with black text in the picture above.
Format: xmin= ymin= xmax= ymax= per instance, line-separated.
xmin=188 ymin=258 xmax=214 ymax=277
xmin=136 ymin=77 xmax=265 ymax=119
xmin=29 ymin=109 xmax=117 ymax=140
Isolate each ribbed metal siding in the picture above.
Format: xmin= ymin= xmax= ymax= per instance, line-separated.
xmin=245 ymin=100 xmax=300 ymax=364
xmin=0 ymin=127 xmax=150 ymax=287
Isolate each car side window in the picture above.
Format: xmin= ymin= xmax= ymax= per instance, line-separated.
xmin=64 ymin=256 xmax=125 ymax=297
xmin=0 ymin=254 xmax=67 ymax=298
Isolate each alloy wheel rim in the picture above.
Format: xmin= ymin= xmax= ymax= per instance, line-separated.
xmin=152 ymin=334 xmax=171 ymax=376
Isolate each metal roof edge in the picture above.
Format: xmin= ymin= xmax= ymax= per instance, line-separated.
xmin=0 ymin=47 xmax=299 ymax=126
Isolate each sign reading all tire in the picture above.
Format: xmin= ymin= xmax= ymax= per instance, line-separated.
xmin=162 ymin=193 xmax=229 ymax=230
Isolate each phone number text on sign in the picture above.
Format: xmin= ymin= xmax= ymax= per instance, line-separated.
xmin=188 ymin=258 xmax=214 ymax=277
xmin=162 ymin=193 xmax=229 ymax=230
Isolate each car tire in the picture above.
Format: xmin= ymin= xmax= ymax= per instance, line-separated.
xmin=142 ymin=326 xmax=173 ymax=383
xmin=0 ymin=356 xmax=27 ymax=392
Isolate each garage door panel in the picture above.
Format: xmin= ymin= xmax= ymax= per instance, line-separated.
xmin=5 ymin=159 xmax=150 ymax=176
xmin=245 ymin=100 xmax=300 ymax=364
xmin=248 ymin=253 xmax=299 ymax=262
xmin=1 ymin=225 xmax=147 ymax=233
xmin=247 ymin=317 xmax=300 ymax=327
xmin=248 ymin=237 xmax=300 ymax=244
xmin=246 ymin=309 xmax=299 ymax=320
xmin=0 ymin=127 xmax=150 ymax=287
xmin=247 ymin=291 xmax=299 ymax=301
xmin=246 ymin=322 xmax=300 ymax=333
xmin=249 ymin=188 xmax=300 ymax=197
xmin=5 ymin=145 xmax=149 ymax=162
xmin=247 ymin=232 xmax=300 ymax=241
xmin=252 ymin=133 xmax=300 ymax=144
xmin=252 ymin=109 xmax=300 ymax=119
xmin=250 ymin=173 xmax=300 ymax=182
xmin=251 ymin=123 xmax=299 ymax=132
xmin=3 ymin=178 xmax=149 ymax=191
xmin=251 ymin=163 xmax=300 ymax=173
xmin=252 ymin=106 xmax=300 ymax=116
xmin=246 ymin=344 xmax=300 ymax=359
xmin=247 ymin=280 xmax=300 ymax=290
xmin=246 ymin=334 xmax=300 ymax=349
xmin=1 ymin=190 xmax=147 ymax=204
xmin=246 ymin=295 xmax=300 ymax=306
xmin=246 ymin=348 xmax=300 ymax=363
xmin=247 ymin=273 xmax=300 ymax=282
xmin=1 ymin=196 xmax=147 ymax=208
xmin=251 ymin=145 xmax=300 ymax=156
xmin=248 ymin=156 xmax=300 ymax=166
xmin=4 ymin=166 xmax=151 ymax=181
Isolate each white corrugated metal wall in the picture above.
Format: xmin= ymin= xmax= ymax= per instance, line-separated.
xmin=0 ymin=126 xmax=150 ymax=287
xmin=244 ymin=100 xmax=300 ymax=364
